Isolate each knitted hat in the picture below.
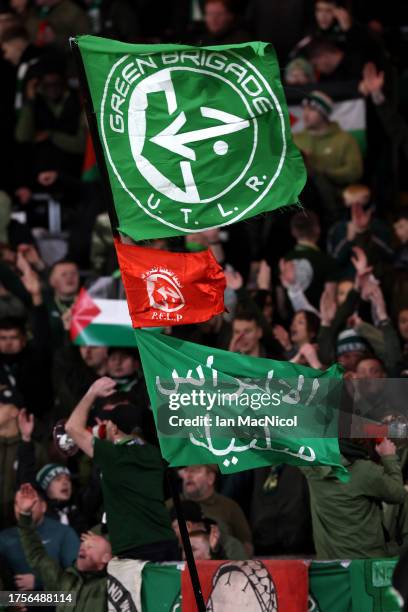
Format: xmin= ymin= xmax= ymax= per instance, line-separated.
xmin=0 ymin=385 xmax=24 ymax=407
xmin=36 ymin=464 xmax=70 ymax=491
xmin=285 ymin=58 xmax=315 ymax=82
xmin=336 ymin=329 xmax=370 ymax=357
xmin=302 ymin=90 xmax=334 ymax=119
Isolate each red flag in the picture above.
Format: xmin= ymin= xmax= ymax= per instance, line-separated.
xmin=115 ymin=241 xmax=226 ymax=327
xmin=181 ymin=560 xmax=309 ymax=611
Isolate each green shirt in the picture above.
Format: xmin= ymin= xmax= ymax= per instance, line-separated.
xmin=93 ymin=437 xmax=175 ymax=555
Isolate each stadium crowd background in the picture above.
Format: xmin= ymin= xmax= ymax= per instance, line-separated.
xmin=1 ymin=0 xmax=408 ymax=607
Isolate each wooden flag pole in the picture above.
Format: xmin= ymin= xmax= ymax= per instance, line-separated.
xmin=70 ymin=38 xmax=120 ymax=239
xmin=167 ymin=468 xmax=207 ymax=612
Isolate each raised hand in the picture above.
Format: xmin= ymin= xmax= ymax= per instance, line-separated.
xmin=351 ymin=246 xmax=372 ymax=278
xmin=16 ymin=252 xmax=42 ymax=300
xmin=375 ymin=437 xmax=396 ymax=456
xmin=17 ymin=244 xmax=45 ymax=271
xmin=257 ymin=259 xmax=271 ymax=291
xmin=297 ymin=343 xmax=323 ymax=369
xmin=272 ymin=324 xmax=292 ymax=351
xmin=15 ymin=484 xmax=38 ymax=514
xmin=320 ymin=286 xmax=336 ymax=326
xmin=61 ymin=306 xmax=73 ymax=332
xmin=359 ymin=62 xmax=385 ymax=97
xmin=333 ymin=6 xmax=352 ymax=31
xmin=362 ymin=280 xmax=387 ymax=320
xmin=87 ymin=377 xmax=117 ymax=399
xmin=14 ymin=573 xmax=35 ymax=591
xmin=18 ymin=409 xmax=34 ymax=442
xmin=224 ymin=267 xmax=243 ymax=291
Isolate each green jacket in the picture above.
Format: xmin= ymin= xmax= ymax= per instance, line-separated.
xmin=294 ymin=121 xmax=363 ymax=186
xmin=18 ymin=514 xmax=107 ymax=612
xmin=303 ymin=455 xmax=407 ymax=559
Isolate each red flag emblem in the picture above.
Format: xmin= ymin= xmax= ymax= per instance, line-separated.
xmin=115 ymin=241 xmax=225 ymax=327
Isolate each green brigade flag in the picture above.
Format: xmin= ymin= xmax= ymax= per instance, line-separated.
xmin=74 ymin=35 xmax=306 ymax=241
xmin=134 ymin=329 xmax=347 ymax=480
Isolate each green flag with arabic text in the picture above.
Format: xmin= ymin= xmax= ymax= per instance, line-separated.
xmin=134 ymin=329 xmax=347 ymax=480
xmin=74 ymin=35 xmax=306 ymax=240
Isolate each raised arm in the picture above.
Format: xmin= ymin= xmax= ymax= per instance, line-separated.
xmin=65 ymin=377 xmax=117 ymax=457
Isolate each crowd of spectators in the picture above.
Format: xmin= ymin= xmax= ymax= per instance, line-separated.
xmin=1 ymin=0 xmax=408 ymax=609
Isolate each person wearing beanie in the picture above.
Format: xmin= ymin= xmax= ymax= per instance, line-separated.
xmin=285 ymin=58 xmax=315 ymax=85
xmin=294 ymin=90 xmax=363 ymax=222
xmin=336 ymin=328 xmax=371 ymax=371
xmin=35 ymin=463 xmax=89 ymax=535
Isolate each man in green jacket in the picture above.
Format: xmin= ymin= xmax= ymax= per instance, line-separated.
xmin=17 ymin=483 xmax=111 ymax=612
xmin=294 ymin=90 xmax=363 ymax=222
xmin=303 ymin=438 xmax=407 ymax=559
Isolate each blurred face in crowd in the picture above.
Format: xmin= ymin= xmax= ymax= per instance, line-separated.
xmin=10 ymin=0 xmax=29 ymax=13
xmin=398 ymin=309 xmax=408 ymax=341
xmin=49 ymin=262 xmax=79 ymax=299
xmin=1 ymin=37 xmax=27 ymax=65
xmin=290 ymin=312 xmax=310 ymax=346
xmin=80 ymin=346 xmax=108 ymax=372
xmin=0 ymin=328 xmax=26 ymax=354
xmin=315 ymin=1 xmax=335 ymax=30
xmin=14 ymin=488 xmax=46 ymax=523
xmin=356 ymin=358 xmax=386 ymax=380
xmin=0 ymin=403 xmax=19 ymax=430
xmin=338 ymin=350 xmax=365 ymax=372
xmin=205 ymin=1 xmax=234 ymax=34
xmin=171 ymin=518 xmax=206 ymax=547
xmin=76 ymin=534 xmax=112 ymax=572
xmin=311 ymin=49 xmax=342 ymax=76
xmin=190 ymin=532 xmax=211 ymax=560
xmin=355 ymin=358 xmax=386 ymax=395
xmin=286 ymin=67 xmax=311 ymax=85
xmin=107 ymin=350 xmax=139 ymax=378
xmin=394 ymin=218 xmax=408 ymax=244
xmin=47 ymin=474 xmax=72 ymax=502
xmin=179 ymin=466 xmax=216 ymax=501
xmin=336 ymin=280 xmax=353 ymax=305
xmin=104 ymin=419 xmax=121 ymax=443
xmin=302 ymin=104 xmax=325 ymax=130
xmin=40 ymin=73 xmax=65 ymax=102
xmin=0 ymin=14 xmax=19 ymax=37
xmin=231 ymin=318 xmax=262 ymax=355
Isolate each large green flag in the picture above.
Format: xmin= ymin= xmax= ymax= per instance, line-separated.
xmin=134 ymin=329 xmax=347 ymax=480
xmin=75 ymin=35 xmax=306 ymax=241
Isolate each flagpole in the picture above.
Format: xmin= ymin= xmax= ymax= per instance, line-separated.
xmin=70 ymin=38 xmax=120 ymax=238
xmin=72 ymin=38 xmax=206 ymax=611
xmin=167 ymin=468 xmax=207 ymax=612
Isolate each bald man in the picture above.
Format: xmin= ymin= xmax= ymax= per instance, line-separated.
xmin=17 ymin=484 xmax=111 ymax=611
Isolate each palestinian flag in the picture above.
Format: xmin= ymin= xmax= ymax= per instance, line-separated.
xmin=82 ymin=131 xmax=99 ymax=182
xmin=289 ymin=98 xmax=366 ymax=153
xmin=70 ymin=285 xmax=134 ymax=347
